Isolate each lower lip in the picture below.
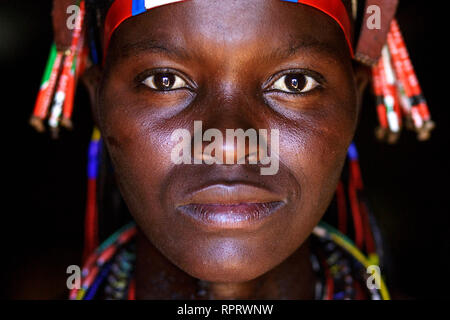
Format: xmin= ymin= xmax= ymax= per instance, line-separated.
xmin=176 ymin=202 xmax=285 ymax=230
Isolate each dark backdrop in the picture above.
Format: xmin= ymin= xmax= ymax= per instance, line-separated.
xmin=1 ymin=0 xmax=449 ymax=299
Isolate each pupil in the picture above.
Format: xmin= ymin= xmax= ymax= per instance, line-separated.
xmin=285 ymin=74 xmax=306 ymax=92
xmin=155 ymin=73 xmax=175 ymax=90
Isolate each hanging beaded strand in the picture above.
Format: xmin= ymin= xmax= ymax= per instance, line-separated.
xmin=48 ymin=1 xmax=86 ymax=138
xmin=83 ymin=127 xmax=102 ymax=262
xmin=61 ymin=16 xmax=89 ymax=130
xmin=388 ymin=19 xmax=434 ymax=140
xmin=372 ymin=19 xmax=434 ymax=143
xmin=30 ymin=1 xmax=87 ymax=136
xmin=336 ymin=143 xmax=381 ymax=267
xmin=30 ymin=44 xmax=64 ymax=133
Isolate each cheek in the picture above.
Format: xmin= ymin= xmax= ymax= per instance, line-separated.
xmin=276 ymin=96 xmax=357 ymax=220
xmin=97 ymin=87 xmax=180 ymax=225
xmin=269 ymin=72 xmax=358 ymax=197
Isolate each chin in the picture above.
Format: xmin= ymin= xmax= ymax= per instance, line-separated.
xmin=171 ymin=239 xmax=281 ymax=283
xmin=185 ymin=260 xmax=268 ymax=284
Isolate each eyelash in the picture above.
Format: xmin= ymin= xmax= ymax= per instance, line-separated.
xmin=263 ymin=69 xmax=324 ymax=96
xmin=136 ymin=68 xmax=324 ymax=95
xmin=136 ymin=68 xmax=194 ymax=92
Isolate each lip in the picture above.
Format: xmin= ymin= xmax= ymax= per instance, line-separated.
xmin=176 ymin=184 xmax=286 ymax=230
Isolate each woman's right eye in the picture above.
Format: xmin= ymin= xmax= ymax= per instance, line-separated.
xmin=142 ymin=73 xmax=189 ymax=91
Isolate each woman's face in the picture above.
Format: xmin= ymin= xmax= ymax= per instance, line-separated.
xmin=97 ymin=0 xmax=360 ymax=282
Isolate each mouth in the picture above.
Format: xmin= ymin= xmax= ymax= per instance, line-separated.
xmin=175 ymin=184 xmax=286 ymax=230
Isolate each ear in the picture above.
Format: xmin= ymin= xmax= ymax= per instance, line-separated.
xmin=352 ymin=62 xmax=371 ymax=117
xmin=81 ymin=65 xmax=102 ymax=126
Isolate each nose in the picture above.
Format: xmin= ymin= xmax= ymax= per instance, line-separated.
xmin=191 ymin=88 xmax=265 ymax=165
xmin=192 ymin=123 xmax=261 ymax=165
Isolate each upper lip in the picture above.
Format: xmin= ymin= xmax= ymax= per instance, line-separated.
xmin=176 ymin=183 xmax=287 ymax=206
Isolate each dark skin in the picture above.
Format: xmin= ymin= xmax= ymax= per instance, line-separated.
xmin=85 ymin=0 xmax=370 ymax=299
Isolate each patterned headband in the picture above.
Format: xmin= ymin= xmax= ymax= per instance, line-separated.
xmin=103 ymin=0 xmax=353 ymax=57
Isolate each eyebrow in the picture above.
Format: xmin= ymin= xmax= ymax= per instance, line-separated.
xmin=265 ymin=35 xmax=345 ymax=62
xmin=118 ymin=38 xmax=191 ymax=60
xmin=116 ymin=34 xmax=344 ymax=63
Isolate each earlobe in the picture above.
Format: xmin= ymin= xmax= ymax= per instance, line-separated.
xmin=81 ymin=65 xmax=102 ymax=126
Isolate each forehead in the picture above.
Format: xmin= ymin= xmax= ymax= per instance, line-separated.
xmin=107 ymin=0 xmax=350 ymax=64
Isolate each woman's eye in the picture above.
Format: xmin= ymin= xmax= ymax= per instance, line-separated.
xmin=269 ymin=73 xmax=319 ymax=94
xmin=142 ymin=73 xmax=188 ymax=91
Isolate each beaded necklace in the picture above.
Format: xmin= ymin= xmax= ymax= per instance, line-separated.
xmin=70 ymin=221 xmax=389 ymax=300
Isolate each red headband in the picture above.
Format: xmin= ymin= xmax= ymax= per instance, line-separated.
xmin=104 ymin=0 xmax=353 ymax=58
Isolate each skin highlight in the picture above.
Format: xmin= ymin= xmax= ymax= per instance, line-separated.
xmin=84 ymin=0 xmax=370 ymax=299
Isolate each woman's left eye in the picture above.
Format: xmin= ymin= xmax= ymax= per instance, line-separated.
xmin=268 ymin=73 xmax=319 ymax=94
xmin=142 ymin=73 xmax=188 ymax=91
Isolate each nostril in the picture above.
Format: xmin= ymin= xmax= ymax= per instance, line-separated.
xmin=245 ymin=151 xmax=259 ymax=165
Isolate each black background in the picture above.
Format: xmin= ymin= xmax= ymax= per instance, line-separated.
xmin=1 ymin=0 xmax=449 ymax=299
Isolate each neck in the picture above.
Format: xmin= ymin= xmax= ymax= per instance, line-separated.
xmin=134 ymin=230 xmax=317 ymax=300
